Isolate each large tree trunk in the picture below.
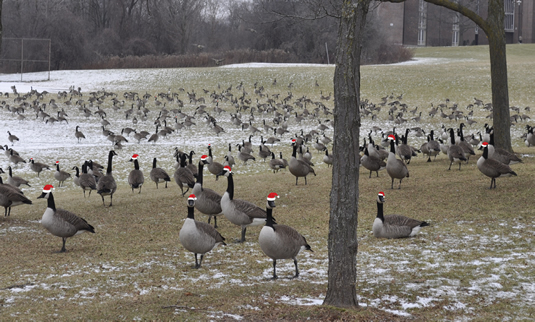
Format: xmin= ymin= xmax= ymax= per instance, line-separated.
xmin=487 ymin=0 xmax=512 ymax=152
xmin=323 ymin=0 xmax=370 ymax=308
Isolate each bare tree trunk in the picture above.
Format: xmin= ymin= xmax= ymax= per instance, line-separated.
xmin=487 ymin=0 xmax=512 ymax=152
xmin=324 ymin=0 xmax=370 ymax=308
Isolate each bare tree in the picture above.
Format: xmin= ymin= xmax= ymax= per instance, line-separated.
xmin=324 ymin=0 xmax=371 ymax=308
xmin=385 ymin=0 xmax=511 ymax=151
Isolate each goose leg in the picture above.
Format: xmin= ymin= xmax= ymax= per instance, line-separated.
xmin=304 ymin=176 xmax=307 ymax=185
xmin=295 ymin=177 xmax=298 ymax=185
xmin=235 ymin=227 xmax=247 ymax=243
xmin=369 ymin=171 xmax=372 ymax=178
xmin=59 ymin=238 xmax=67 ymax=253
xmin=458 ymin=162 xmax=462 ymax=171
xmin=448 ymin=160 xmax=453 ymax=170
xmin=391 ymin=177 xmax=395 ymax=189
xmin=271 ymin=259 xmax=278 ymax=280
xmin=427 ymin=156 xmax=431 ymax=162
xmin=376 ymin=171 xmax=379 ymax=177
xmin=109 ymin=195 xmax=113 ymax=207
xmin=101 ymin=195 xmax=106 ymax=206
xmin=292 ymin=258 xmax=300 ymax=279
xmin=194 ymin=253 xmax=200 ymax=268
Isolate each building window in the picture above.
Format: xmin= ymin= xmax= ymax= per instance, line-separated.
xmin=452 ymin=12 xmax=460 ymax=46
xmin=418 ymin=0 xmax=427 ymax=46
xmin=504 ymin=0 xmax=515 ymax=32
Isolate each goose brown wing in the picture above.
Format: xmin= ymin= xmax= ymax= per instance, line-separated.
xmin=195 ymin=221 xmax=226 ymax=244
xmin=385 ymin=214 xmax=426 ymax=229
xmin=233 ymin=199 xmax=266 ymax=218
xmin=56 ymin=208 xmax=95 ymax=233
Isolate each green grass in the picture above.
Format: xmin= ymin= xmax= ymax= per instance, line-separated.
xmin=1 ymin=44 xmax=535 ymax=320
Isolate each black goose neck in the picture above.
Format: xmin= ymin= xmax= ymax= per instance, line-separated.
xmin=266 ymin=208 xmax=276 ymax=228
xmin=196 ymin=161 xmax=204 ymax=185
xmin=47 ymin=192 xmax=56 ymax=210
xmin=377 ymin=201 xmax=384 ymax=222
xmin=107 ymin=152 xmax=114 ymax=174
xmin=152 ymin=158 xmax=157 ymax=169
xmin=226 ymin=172 xmax=234 ymax=200
xmin=134 ymin=159 xmax=140 ymax=170
xmin=187 ymin=206 xmax=195 ymax=219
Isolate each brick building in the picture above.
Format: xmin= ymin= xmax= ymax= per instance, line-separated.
xmin=374 ymin=0 xmax=533 ymax=46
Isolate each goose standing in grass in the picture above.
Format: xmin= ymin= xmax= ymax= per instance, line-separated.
xmin=174 ymin=153 xmax=195 ymax=196
xmin=186 ymin=150 xmax=198 ymax=178
xmin=373 ymin=191 xmax=429 ymax=238
xmin=258 ymin=145 xmax=271 ymax=162
xmin=74 ymin=126 xmax=86 ymax=143
xmin=54 ymin=161 xmax=71 ymax=187
xmin=179 ymin=194 xmax=226 ymax=269
xmin=289 ymin=142 xmax=316 ymax=185
xmin=207 ymin=144 xmax=224 ymax=180
xmin=97 ymin=150 xmax=117 ymax=206
xmin=0 ymin=169 xmax=32 ymax=216
xmin=237 ymin=144 xmax=256 ymax=164
xmin=128 ymin=154 xmax=144 ymax=193
xmin=226 ymin=143 xmax=236 ymax=167
xmin=37 ymin=184 xmax=95 ymax=252
xmin=191 ymin=155 xmax=223 ymax=228
xmin=7 ymin=166 xmax=30 ymax=188
xmin=385 ymin=136 xmax=409 ymax=189
xmin=323 ymin=149 xmax=333 ymax=167
xmin=361 ymin=147 xmax=386 ymax=178
xmin=29 ymin=158 xmax=51 ymax=177
xmin=150 ymin=157 xmax=171 ymax=188
xmin=72 ymin=166 xmax=81 ymax=187
xmin=269 ymin=152 xmax=286 ymax=173
xmin=396 ymin=129 xmax=413 ymax=164
xmin=220 ymin=166 xmax=266 ymax=242
xmin=258 ymin=192 xmax=313 ymax=279
xmin=447 ymin=128 xmax=467 ymax=170
xmin=79 ymin=162 xmax=97 ymax=197
xmin=7 ymin=131 xmax=19 ymax=145
xmin=477 ymin=142 xmax=517 ymax=189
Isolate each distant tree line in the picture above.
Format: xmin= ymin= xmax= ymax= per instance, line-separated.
xmin=0 ymin=0 xmax=412 ymax=71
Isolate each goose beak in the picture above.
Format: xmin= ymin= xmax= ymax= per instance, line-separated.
xmin=268 ymin=200 xmax=276 ymax=208
xmin=37 ymin=192 xmax=47 ymax=199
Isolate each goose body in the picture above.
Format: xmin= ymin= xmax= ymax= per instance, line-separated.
xmin=269 ymin=152 xmax=286 ymax=173
xmin=97 ymin=150 xmax=117 ymax=206
xmin=207 ymin=145 xmax=224 ymax=179
xmin=258 ymin=193 xmax=312 ymax=279
xmin=191 ymin=156 xmax=223 ymax=228
xmin=8 ymin=149 xmax=26 ymax=165
xmin=75 ymin=126 xmax=86 ymax=142
xmin=79 ymin=162 xmax=97 ymax=197
xmin=477 ymin=143 xmax=517 ymax=189
xmin=150 ymin=157 xmax=171 ymax=188
xmin=361 ymin=147 xmax=386 ymax=178
xmin=0 ymin=171 xmax=32 ymax=216
xmin=289 ymin=143 xmax=316 ymax=185
xmin=38 ymin=185 xmax=95 ymax=252
xmin=385 ymin=137 xmax=409 ymax=189
xmin=447 ymin=128 xmax=467 ymax=170
xmin=179 ymin=194 xmax=226 ymax=268
xmin=323 ymin=149 xmax=333 ymax=167
xmin=174 ymin=153 xmax=196 ymax=196
xmin=30 ymin=158 xmax=51 ymax=177
xmin=7 ymin=131 xmax=19 ymax=145
xmin=73 ymin=166 xmax=81 ymax=187
xmin=373 ymin=192 xmax=429 ymax=238
xmin=220 ymin=166 xmax=266 ymax=242
xmin=54 ymin=161 xmax=72 ymax=187
xmin=7 ymin=166 xmax=30 ymax=188
xmin=128 ymin=154 xmax=144 ymax=193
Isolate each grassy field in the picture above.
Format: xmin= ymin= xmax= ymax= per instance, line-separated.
xmin=1 ymin=44 xmax=535 ymax=320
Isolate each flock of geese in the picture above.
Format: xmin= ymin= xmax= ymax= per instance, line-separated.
xmin=1 ymin=83 xmax=533 ymax=278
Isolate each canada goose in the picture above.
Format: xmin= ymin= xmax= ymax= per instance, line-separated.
xmin=313 ymin=138 xmax=326 ymax=153
xmin=269 ymin=152 xmax=286 ymax=173
xmin=258 ymin=145 xmax=271 ymax=162
xmin=37 ymin=185 xmax=95 ymax=252
xmin=386 ymin=136 xmax=409 ymax=189
xmin=457 ymin=123 xmax=476 ymax=160
xmin=7 ymin=166 xmax=30 ymax=188
xmin=486 ymin=133 xmax=522 ymax=165
xmin=258 ymin=192 xmax=313 ymax=279
xmin=150 ymin=157 xmax=171 ymax=189
xmin=525 ymin=125 xmax=535 ymax=147
xmin=289 ymin=142 xmax=316 ymax=185
xmin=54 ymin=161 xmax=71 ymax=187
xmin=148 ymin=125 xmax=159 ymax=143
xmin=447 ymin=128 xmax=467 ymax=170
xmin=29 ymin=158 xmax=51 ymax=177
xmin=426 ymin=130 xmax=441 ymax=162
xmin=323 ymin=149 xmax=333 ymax=167
xmin=186 ymin=150 xmax=198 ymax=178
xmin=179 ymin=194 xmax=226 ymax=269
xmin=207 ymin=145 xmax=225 ymax=179
xmin=477 ymin=142 xmax=517 ymax=189
xmin=237 ymin=144 xmax=256 ymax=164
xmin=174 ymin=153 xmax=195 ymax=196
xmin=75 ymin=126 xmax=85 ymax=142
xmin=73 ymin=166 xmax=81 ymax=187
xmin=191 ymin=155 xmax=223 ymax=228
xmin=396 ymin=129 xmax=412 ymax=164
xmin=128 ymin=154 xmax=144 ymax=193
xmin=0 ymin=170 xmax=32 ymax=216
xmin=361 ymin=147 xmax=386 ymax=178
xmin=97 ymin=150 xmax=118 ymax=206
xmin=226 ymin=143 xmax=236 ymax=167
xmin=220 ymin=166 xmax=266 ymax=242
xmin=373 ymin=191 xmax=429 ymax=238
xmin=7 ymin=131 xmax=19 ymax=145
xmin=79 ymin=162 xmax=97 ymax=197
xmin=8 ymin=149 xmax=26 ymax=165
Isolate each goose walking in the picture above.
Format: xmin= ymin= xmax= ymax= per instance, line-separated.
xmin=97 ymin=150 xmax=117 ymax=206
xmin=191 ymin=155 xmax=223 ymax=228
xmin=7 ymin=131 xmax=19 ymax=145
xmin=385 ymin=136 xmax=409 ymax=189
xmin=289 ymin=142 xmax=316 ymax=185
xmin=128 ymin=154 xmax=144 ymax=193
xmin=258 ymin=193 xmax=313 ymax=279
xmin=220 ymin=166 xmax=266 ymax=242
xmin=54 ymin=161 xmax=72 ymax=187
xmin=0 ymin=169 xmax=32 ymax=216
xmin=477 ymin=142 xmax=517 ymax=189
xmin=150 ymin=157 xmax=171 ymax=188
xmin=179 ymin=194 xmax=226 ymax=268
xmin=37 ymin=185 xmax=95 ymax=252
xmin=373 ymin=191 xmax=429 ymax=238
